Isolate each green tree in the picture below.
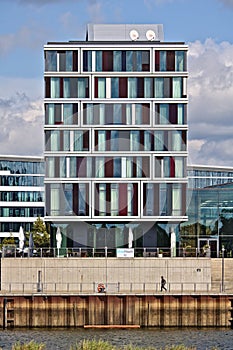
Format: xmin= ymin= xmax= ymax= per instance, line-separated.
xmin=1 ymin=234 xmax=16 ymax=248
xmin=30 ymin=217 xmax=50 ymax=248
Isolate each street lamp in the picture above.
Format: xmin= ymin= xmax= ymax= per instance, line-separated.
xmin=221 ymin=245 xmax=225 ymax=292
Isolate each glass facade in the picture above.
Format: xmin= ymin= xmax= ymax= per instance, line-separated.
xmin=0 ymin=157 xmax=45 ymax=239
xmin=44 ymin=25 xmax=188 ymax=250
xmin=180 ymin=166 xmax=233 ymax=257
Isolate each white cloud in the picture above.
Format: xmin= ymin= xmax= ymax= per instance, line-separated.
xmin=0 ymin=93 xmax=43 ymax=156
xmin=188 ymin=38 xmax=233 ymax=166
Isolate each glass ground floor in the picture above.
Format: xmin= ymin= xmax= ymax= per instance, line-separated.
xmin=49 ymin=220 xmax=180 ymax=255
xmin=180 ymin=183 xmax=233 ymax=257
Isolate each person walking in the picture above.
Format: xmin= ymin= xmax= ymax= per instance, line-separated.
xmin=161 ymin=276 xmax=167 ymax=292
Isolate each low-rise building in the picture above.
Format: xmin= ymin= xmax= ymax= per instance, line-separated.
xmin=0 ymin=155 xmax=45 ymax=243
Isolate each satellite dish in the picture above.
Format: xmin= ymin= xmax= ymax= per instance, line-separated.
xmin=129 ymin=29 xmax=139 ymax=41
xmin=146 ymin=29 xmax=156 ymax=41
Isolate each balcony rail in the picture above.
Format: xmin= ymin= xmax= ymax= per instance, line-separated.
xmin=0 ymin=246 xmax=228 ymax=258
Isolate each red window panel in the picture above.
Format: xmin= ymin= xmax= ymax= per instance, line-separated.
xmin=169 ymin=104 xmax=177 ymax=124
xmin=140 ymin=131 xmax=144 ymax=151
xmin=106 ymin=183 xmax=111 ymax=216
xmin=169 ymin=77 xmax=173 ymax=98
xmin=45 ymin=77 xmax=51 ymax=98
xmin=170 ymin=157 xmax=175 ymax=177
xmin=155 ymin=51 xmax=160 ymax=71
xmin=94 ymin=131 xmax=98 ymax=150
xmin=60 ymin=78 xmax=63 ymax=98
xmin=105 ymin=131 xmax=111 ymax=151
xmin=94 ymin=78 xmax=98 ymax=98
xmin=105 ymin=158 xmax=113 ymax=177
xmin=142 ymin=157 xmax=149 ymax=177
xmin=95 ymin=184 xmax=99 ymax=216
xmin=167 ymin=51 xmax=175 ymax=71
xmin=137 ymin=77 xmax=144 ymax=98
xmin=73 ymin=104 xmax=78 ymax=124
xmin=142 ymin=104 xmax=150 ymax=124
xmin=73 ymin=51 xmax=78 ymax=71
xmin=119 ymin=183 xmax=127 ymax=216
xmin=73 ymin=183 xmax=79 ymax=215
xmin=133 ymin=184 xmax=138 ymax=216
xmin=119 ymin=77 xmax=127 ymax=98
xmin=83 ymin=131 xmax=89 ymax=150
xmin=54 ymin=104 xmax=62 ymax=124
xmin=103 ymin=51 xmax=113 ymax=71
xmin=77 ymin=157 xmax=86 ymax=177
xmin=85 ymin=184 xmax=89 ymax=216
xmin=143 ymin=183 xmax=147 ymax=215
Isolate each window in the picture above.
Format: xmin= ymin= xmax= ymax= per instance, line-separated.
xmin=95 ymin=77 xmax=106 ymax=98
xmin=83 ymin=103 xmax=149 ymax=126
xmin=97 ymin=131 xmax=106 ymax=151
xmin=50 ymin=184 xmax=60 ymax=216
xmin=99 ymin=184 xmax=106 ymax=216
xmin=155 ymin=50 xmax=186 ymax=72
xmin=64 ymin=184 xmax=73 ymax=215
xmin=96 ymin=157 xmax=105 ymax=178
xmin=172 ymin=184 xmax=182 ymax=215
xmin=84 ymin=50 xmax=149 ymax=72
xmin=130 ymin=131 xmax=140 ymax=151
xmin=111 ymin=184 xmax=119 ymax=215
xmin=45 ymin=51 xmax=57 ymax=71
xmin=155 ymin=103 xmax=186 ymax=125
xmin=51 ymin=78 xmax=60 ymax=98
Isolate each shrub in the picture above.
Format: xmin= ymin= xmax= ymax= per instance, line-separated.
xmin=12 ymin=341 xmax=46 ymax=350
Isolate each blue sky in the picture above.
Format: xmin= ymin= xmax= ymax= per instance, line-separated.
xmin=1 ymin=0 xmax=233 ymax=166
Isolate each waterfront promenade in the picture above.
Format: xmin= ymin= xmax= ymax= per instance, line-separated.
xmin=0 ymin=255 xmax=233 ymax=328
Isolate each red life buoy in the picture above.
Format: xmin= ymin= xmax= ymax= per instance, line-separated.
xmin=97 ymin=283 xmax=105 ymax=292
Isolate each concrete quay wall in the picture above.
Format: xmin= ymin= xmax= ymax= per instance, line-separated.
xmin=1 ymin=257 xmax=212 ymax=293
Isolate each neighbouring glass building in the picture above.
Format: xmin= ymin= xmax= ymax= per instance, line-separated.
xmin=0 ymin=155 xmax=45 ymax=243
xmin=43 ymin=24 xmax=188 ymax=253
xmin=181 ymin=165 xmax=233 ymax=257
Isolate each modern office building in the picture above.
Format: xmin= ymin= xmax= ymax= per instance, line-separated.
xmin=181 ymin=165 xmax=233 ymax=256
xmin=44 ymin=24 xmax=188 ymax=252
xmin=0 ymin=155 xmax=45 ymax=242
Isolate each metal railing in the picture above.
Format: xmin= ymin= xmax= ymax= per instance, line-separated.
xmin=1 ymin=281 xmax=221 ymax=294
xmin=0 ymin=246 xmax=223 ymax=258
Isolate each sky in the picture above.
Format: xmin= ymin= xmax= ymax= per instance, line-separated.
xmin=0 ymin=0 xmax=233 ymax=166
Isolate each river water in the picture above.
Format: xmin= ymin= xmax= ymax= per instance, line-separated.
xmin=0 ymin=328 xmax=233 ymax=350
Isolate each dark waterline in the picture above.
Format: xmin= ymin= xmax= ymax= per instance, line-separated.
xmin=0 ymin=328 xmax=233 ymax=350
